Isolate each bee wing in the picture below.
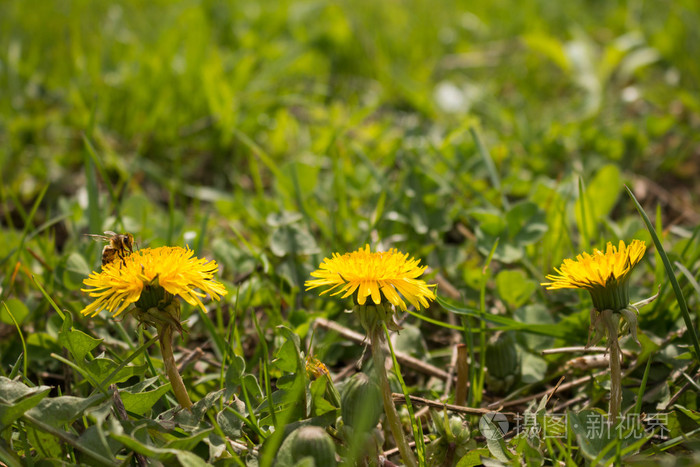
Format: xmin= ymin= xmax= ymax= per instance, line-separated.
xmin=104 ymin=231 xmax=118 ymax=236
xmin=86 ymin=234 xmax=110 ymax=242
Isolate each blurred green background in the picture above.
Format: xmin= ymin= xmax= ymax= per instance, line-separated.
xmin=3 ymin=0 xmax=699 ymax=209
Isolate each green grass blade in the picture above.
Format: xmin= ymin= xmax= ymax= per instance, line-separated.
xmin=633 ymin=354 xmax=653 ymax=416
xmin=406 ymin=308 xmax=462 ymax=330
xmin=3 ymin=301 xmax=27 ymax=378
xmin=32 ymin=275 xmax=65 ymax=321
xmin=6 ymin=353 xmax=21 ymax=379
xmin=654 ymin=203 xmax=665 ymax=286
xmin=625 ymin=185 xmax=700 ymax=363
xmin=675 ymin=261 xmax=700 ymax=325
xmin=675 ymin=261 xmax=700 ymax=300
xmin=438 ymin=296 xmax=578 ymax=339
xmin=640 ymin=426 xmax=700 ymax=454
xmin=680 ymin=224 xmax=700 ymax=260
xmin=470 ymin=126 xmax=508 ymax=210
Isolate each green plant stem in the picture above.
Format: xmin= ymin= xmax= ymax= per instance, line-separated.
xmin=370 ymin=327 xmax=417 ymax=467
xmin=2 ymin=302 xmax=27 ymax=378
xmin=159 ymin=324 xmax=193 ymax=410
xmin=602 ymin=310 xmax=622 ymax=424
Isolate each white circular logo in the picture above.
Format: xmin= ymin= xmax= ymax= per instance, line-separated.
xmin=479 ymin=412 xmax=509 ymax=440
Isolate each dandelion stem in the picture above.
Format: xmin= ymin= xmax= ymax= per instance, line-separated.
xmin=370 ymin=327 xmax=417 ymax=467
xmin=602 ymin=310 xmax=622 ymax=424
xmin=159 ymin=324 xmax=193 ymax=410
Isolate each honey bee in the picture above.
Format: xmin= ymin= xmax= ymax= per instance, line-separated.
xmin=87 ymin=231 xmax=135 ymax=266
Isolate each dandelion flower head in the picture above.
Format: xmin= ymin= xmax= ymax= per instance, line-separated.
xmin=305 ymin=355 xmax=330 ymax=380
xmin=305 ymin=244 xmax=436 ymax=311
xmin=542 ymin=240 xmax=646 ymax=311
xmin=81 ymin=246 xmax=227 ymax=318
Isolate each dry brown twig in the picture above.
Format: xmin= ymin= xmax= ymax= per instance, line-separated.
xmin=177 ymin=346 xmax=204 ymax=373
xmin=314 ymin=317 xmax=452 ymax=382
xmin=487 ymin=372 xmax=605 ymax=410
xmin=393 ymin=393 xmax=516 ymax=417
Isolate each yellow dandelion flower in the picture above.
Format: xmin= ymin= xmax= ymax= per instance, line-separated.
xmin=541 ymin=239 xmax=646 ymax=312
xmin=81 ymin=246 xmax=227 ymax=318
xmin=305 ymin=355 xmax=330 ymax=380
xmin=305 ymin=244 xmax=436 ymax=312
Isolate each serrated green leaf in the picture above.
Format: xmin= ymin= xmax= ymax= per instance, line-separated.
xmin=59 ymin=313 xmax=103 ymax=363
xmin=277 ymin=325 xmax=304 ymax=371
xmin=0 ymin=377 xmax=51 ymax=430
xmin=83 ymin=358 xmax=147 ymax=385
xmin=120 ymin=383 xmax=172 ymax=416
xmin=189 ymin=388 xmax=226 ymax=419
xmin=159 ymin=389 xmax=226 ymax=431
xmin=273 ymin=338 xmax=300 ymax=373
xmin=26 ymin=392 xmax=108 ymax=427
xmin=217 ymin=399 xmax=246 ymax=438
xmin=0 ymin=377 xmax=51 ymax=404
xmin=481 ymin=416 xmax=511 ymax=462
xmin=309 ymin=377 xmax=336 ymax=417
